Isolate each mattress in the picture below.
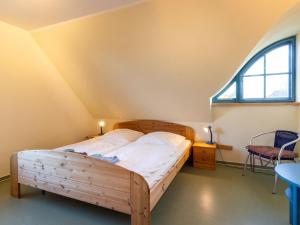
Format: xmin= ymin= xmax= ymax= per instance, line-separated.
xmin=106 ymin=140 xmax=191 ymax=188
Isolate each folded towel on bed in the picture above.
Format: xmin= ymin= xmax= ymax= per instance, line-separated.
xmin=62 ymin=149 xmax=87 ymax=155
xmin=91 ymin=154 xmax=120 ymax=164
xmin=62 ymin=149 xmax=119 ymax=163
xmin=63 ymin=149 xmax=75 ymax=152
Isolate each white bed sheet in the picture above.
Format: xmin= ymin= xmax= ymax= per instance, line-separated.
xmin=106 ymin=140 xmax=191 ymax=188
xmin=54 ymin=135 xmax=132 ymax=156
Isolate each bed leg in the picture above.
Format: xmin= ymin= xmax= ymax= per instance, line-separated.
xmin=130 ymin=172 xmax=150 ymax=225
xmin=10 ymin=153 xmax=21 ymax=198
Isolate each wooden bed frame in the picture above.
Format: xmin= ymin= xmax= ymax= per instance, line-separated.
xmin=10 ymin=120 xmax=194 ymax=225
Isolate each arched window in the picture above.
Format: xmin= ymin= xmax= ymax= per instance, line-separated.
xmin=213 ymin=36 xmax=296 ymax=103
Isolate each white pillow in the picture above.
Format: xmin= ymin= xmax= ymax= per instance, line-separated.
xmin=135 ymin=131 xmax=186 ymax=147
xmin=102 ymin=129 xmax=144 ymax=142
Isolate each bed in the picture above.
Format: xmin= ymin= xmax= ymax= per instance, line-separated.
xmin=10 ymin=120 xmax=194 ymax=225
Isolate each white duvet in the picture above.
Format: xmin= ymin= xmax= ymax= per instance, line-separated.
xmin=54 ymin=130 xmax=191 ymax=188
xmin=107 ymin=140 xmax=191 ymax=188
xmin=54 ymin=129 xmax=144 ymax=156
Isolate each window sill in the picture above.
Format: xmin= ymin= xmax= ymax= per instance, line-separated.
xmin=211 ymin=102 xmax=300 ymax=107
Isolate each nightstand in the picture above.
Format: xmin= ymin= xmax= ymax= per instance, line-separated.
xmin=85 ymin=135 xmax=100 ymax=140
xmin=193 ymin=142 xmax=217 ymax=170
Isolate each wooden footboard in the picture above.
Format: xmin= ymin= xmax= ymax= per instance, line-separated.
xmin=10 ymin=146 xmax=190 ymax=225
xmin=11 ymin=150 xmax=150 ymax=225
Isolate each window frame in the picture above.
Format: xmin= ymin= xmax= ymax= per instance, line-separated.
xmin=212 ymin=36 xmax=296 ymax=103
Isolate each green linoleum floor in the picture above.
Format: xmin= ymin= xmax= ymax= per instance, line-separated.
xmin=0 ymin=165 xmax=290 ymax=225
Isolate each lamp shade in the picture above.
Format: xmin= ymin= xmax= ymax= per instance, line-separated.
xmin=98 ymin=120 xmax=105 ymax=127
xmin=204 ymin=125 xmax=214 ymax=144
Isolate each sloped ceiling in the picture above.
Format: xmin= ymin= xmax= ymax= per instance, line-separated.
xmin=0 ymin=0 xmax=143 ymax=30
xmin=32 ymin=0 xmax=298 ymax=122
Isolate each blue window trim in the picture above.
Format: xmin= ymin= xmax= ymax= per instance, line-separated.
xmin=212 ymin=36 xmax=296 ymax=103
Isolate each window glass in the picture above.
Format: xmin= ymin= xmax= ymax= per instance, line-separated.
xmin=243 ymin=76 xmax=264 ymax=99
xmin=218 ymin=82 xmax=236 ymax=99
xmin=244 ymin=57 xmax=264 ymax=76
xmin=266 ymin=74 xmax=289 ymax=98
xmin=266 ymin=45 xmax=289 ymax=74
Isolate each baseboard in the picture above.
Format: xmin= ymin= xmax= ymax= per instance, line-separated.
xmin=0 ymin=175 xmax=10 ymax=182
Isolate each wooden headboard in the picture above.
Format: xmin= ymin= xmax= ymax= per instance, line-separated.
xmin=113 ymin=120 xmax=195 ymax=142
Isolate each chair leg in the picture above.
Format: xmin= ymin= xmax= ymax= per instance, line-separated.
xmin=259 ymin=156 xmax=263 ymax=166
xmin=272 ymin=174 xmax=279 ymax=194
xmin=250 ymin=154 xmax=254 ymax=172
xmin=271 ymin=160 xmax=276 ymax=167
xmin=252 ymin=155 xmax=255 ymax=173
xmin=242 ymin=154 xmax=250 ymax=176
xmin=249 ymin=154 xmax=253 ymax=172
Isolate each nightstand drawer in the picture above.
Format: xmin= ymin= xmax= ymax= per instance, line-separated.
xmin=193 ymin=148 xmax=215 ymax=161
xmin=192 ymin=143 xmax=216 ymax=170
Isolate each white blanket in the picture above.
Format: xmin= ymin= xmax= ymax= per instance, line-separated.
xmin=107 ymin=140 xmax=191 ymax=188
xmin=55 ymin=135 xmax=191 ymax=188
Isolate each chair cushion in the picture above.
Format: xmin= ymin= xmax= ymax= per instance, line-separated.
xmin=246 ymin=145 xmax=298 ymax=160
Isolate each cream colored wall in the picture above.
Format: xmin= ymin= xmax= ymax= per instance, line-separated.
xmin=32 ymin=0 xmax=298 ymax=122
xmin=0 ymin=22 xmax=97 ymax=177
xmin=298 ymin=111 xmax=300 ymax=136
xmin=298 ymin=33 xmax=300 ymax=102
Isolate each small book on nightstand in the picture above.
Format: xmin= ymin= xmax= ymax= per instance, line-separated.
xmin=192 ymin=142 xmax=217 ymax=170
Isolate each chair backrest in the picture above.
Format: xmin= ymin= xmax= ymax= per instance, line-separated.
xmin=274 ymin=130 xmax=298 ymax=151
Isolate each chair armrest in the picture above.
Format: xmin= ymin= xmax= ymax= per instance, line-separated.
xmin=277 ymin=136 xmax=300 ymax=164
xmin=250 ymin=131 xmax=276 ymax=145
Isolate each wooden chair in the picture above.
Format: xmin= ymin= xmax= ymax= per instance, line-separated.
xmin=242 ymin=130 xmax=299 ymax=193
